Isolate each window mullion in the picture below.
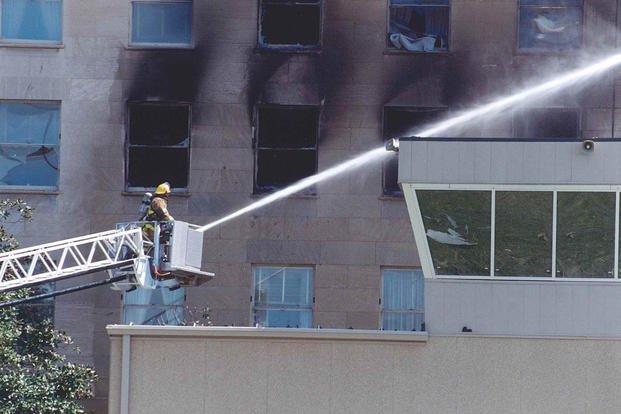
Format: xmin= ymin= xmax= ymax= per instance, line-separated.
xmin=551 ymin=191 xmax=558 ymax=279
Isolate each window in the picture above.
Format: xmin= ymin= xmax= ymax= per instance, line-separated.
xmin=123 ymin=286 xmax=185 ymax=325
xmin=518 ymin=0 xmax=582 ymax=51
xmin=131 ymin=0 xmax=192 ymax=47
xmin=381 ymin=269 xmax=424 ymax=331
xmin=252 ymin=266 xmax=313 ymax=328
xmin=1 ymin=0 xmax=62 ymax=44
xmin=513 ymin=108 xmax=579 ymax=138
xmin=126 ymin=103 xmax=190 ymax=191
xmin=416 ymin=189 xmax=618 ymax=278
xmin=382 ymin=107 xmax=446 ymax=196
xmin=255 ymin=106 xmax=318 ymax=193
xmin=387 ymin=0 xmax=449 ymax=52
xmin=259 ymin=0 xmax=321 ymax=49
xmin=0 ymin=102 xmax=60 ymax=189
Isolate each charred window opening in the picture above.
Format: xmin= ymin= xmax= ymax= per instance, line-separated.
xmin=0 ymin=101 xmax=60 ymax=189
xmin=255 ymin=106 xmax=318 ymax=194
xmin=388 ymin=0 xmax=449 ymax=52
xmin=518 ymin=0 xmax=582 ymax=51
xmin=259 ymin=0 xmax=321 ymax=49
xmin=126 ymin=103 xmax=190 ymax=190
xmin=383 ymin=107 xmax=446 ymax=196
xmin=130 ymin=0 xmax=192 ymax=47
xmin=513 ymin=108 xmax=579 ymax=138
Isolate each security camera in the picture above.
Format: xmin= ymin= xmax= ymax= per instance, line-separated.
xmin=385 ymin=138 xmax=400 ymax=152
xmin=582 ymin=139 xmax=595 ymax=152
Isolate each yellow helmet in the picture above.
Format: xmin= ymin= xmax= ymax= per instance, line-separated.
xmin=155 ymin=182 xmax=171 ymax=195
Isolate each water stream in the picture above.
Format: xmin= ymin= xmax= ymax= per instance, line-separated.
xmin=197 ymin=52 xmax=621 ymax=233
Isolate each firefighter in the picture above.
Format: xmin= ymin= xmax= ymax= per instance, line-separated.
xmin=147 ymin=182 xmax=174 ymax=222
xmin=145 ymin=182 xmax=174 ymax=279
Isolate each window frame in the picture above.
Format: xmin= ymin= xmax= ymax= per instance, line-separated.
xmin=386 ymin=0 xmax=451 ymax=54
xmin=129 ymin=0 xmax=194 ymax=49
xmin=380 ymin=268 xmax=425 ymax=331
xmin=251 ymin=265 xmax=314 ymax=328
xmin=410 ymin=185 xmax=621 ymax=281
xmin=516 ymin=0 xmax=584 ymax=53
xmin=257 ymin=0 xmax=323 ymax=51
xmin=125 ymin=101 xmax=191 ymax=193
xmin=0 ymin=100 xmax=61 ymax=192
xmin=253 ymin=104 xmax=319 ymax=195
xmin=0 ymin=0 xmax=63 ymax=46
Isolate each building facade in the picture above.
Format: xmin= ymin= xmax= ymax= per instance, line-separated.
xmin=1 ymin=0 xmax=620 ymax=411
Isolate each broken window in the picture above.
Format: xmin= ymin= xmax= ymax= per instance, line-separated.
xmin=388 ymin=0 xmax=449 ymax=52
xmin=126 ymin=103 xmax=190 ymax=191
xmin=513 ymin=108 xmax=579 ymax=138
xmin=518 ymin=0 xmax=582 ymax=51
xmin=253 ymin=266 xmax=313 ymax=328
xmin=382 ymin=107 xmax=446 ymax=196
xmin=1 ymin=0 xmax=62 ymax=44
xmin=0 ymin=102 xmax=60 ymax=189
xmin=381 ymin=269 xmax=424 ymax=331
xmin=259 ymin=0 xmax=322 ymax=49
xmin=255 ymin=106 xmax=318 ymax=193
xmin=130 ymin=0 xmax=192 ymax=46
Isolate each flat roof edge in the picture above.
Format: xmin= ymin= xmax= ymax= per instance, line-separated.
xmin=106 ymin=325 xmax=428 ymax=343
xmin=398 ymin=137 xmax=617 ymax=142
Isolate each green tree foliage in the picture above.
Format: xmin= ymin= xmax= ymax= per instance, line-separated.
xmin=0 ymin=199 xmax=97 ymax=413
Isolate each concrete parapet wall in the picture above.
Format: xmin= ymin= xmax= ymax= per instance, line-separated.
xmin=108 ymin=325 xmax=621 ymax=414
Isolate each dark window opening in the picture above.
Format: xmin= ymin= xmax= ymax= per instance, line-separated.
xmin=259 ymin=0 xmax=321 ymax=48
xmin=255 ymin=106 xmax=318 ymax=194
xmin=127 ymin=103 xmax=190 ymax=190
xmin=388 ymin=0 xmax=449 ymax=52
xmin=382 ymin=107 xmax=447 ymax=196
xmin=513 ymin=108 xmax=579 ymax=138
xmin=518 ymin=0 xmax=582 ymax=51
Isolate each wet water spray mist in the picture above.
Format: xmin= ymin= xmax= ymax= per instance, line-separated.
xmin=197 ymin=52 xmax=621 ymax=233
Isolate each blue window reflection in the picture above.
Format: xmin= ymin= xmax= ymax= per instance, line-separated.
xmin=1 ymin=0 xmax=62 ymax=42
xmin=0 ymin=103 xmax=60 ymax=188
xmin=381 ymin=269 xmax=425 ymax=331
xmin=131 ymin=1 xmax=192 ymax=45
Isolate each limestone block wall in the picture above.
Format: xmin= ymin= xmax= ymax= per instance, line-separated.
xmin=108 ymin=325 xmax=621 ymax=414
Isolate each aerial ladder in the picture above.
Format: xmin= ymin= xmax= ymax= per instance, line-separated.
xmin=0 ymin=219 xmax=214 ymax=307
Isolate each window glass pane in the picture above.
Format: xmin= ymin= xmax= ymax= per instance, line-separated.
xmin=388 ymin=5 xmax=449 ymax=51
xmin=0 ymin=103 xmax=60 ymax=188
xmin=520 ymin=0 xmax=581 ymax=6
xmin=556 ymin=192 xmax=615 ymax=278
xmin=417 ymin=190 xmax=491 ymax=275
xmin=1 ymin=0 xmax=62 ymax=42
xmin=392 ymin=0 xmax=449 ymax=5
xmin=513 ymin=109 xmax=579 ymax=138
xmin=124 ymin=286 xmax=185 ymax=325
xmin=253 ymin=266 xmax=313 ymax=328
xmin=255 ymin=309 xmax=312 ymax=328
xmin=382 ymin=269 xmax=424 ymax=310
xmin=495 ymin=192 xmax=553 ymax=277
xmin=260 ymin=2 xmax=320 ymax=46
xmin=519 ymin=6 xmax=582 ymax=50
xmin=131 ymin=1 xmax=192 ymax=45
xmin=382 ymin=311 xmax=424 ymax=331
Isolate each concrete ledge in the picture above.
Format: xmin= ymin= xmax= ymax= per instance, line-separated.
xmin=106 ymin=325 xmax=428 ymax=342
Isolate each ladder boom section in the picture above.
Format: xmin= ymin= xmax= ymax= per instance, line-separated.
xmin=0 ymin=227 xmax=144 ymax=293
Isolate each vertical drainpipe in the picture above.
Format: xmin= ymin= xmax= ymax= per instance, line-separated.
xmin=120 ymin=334 xmax=131 ymax=414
